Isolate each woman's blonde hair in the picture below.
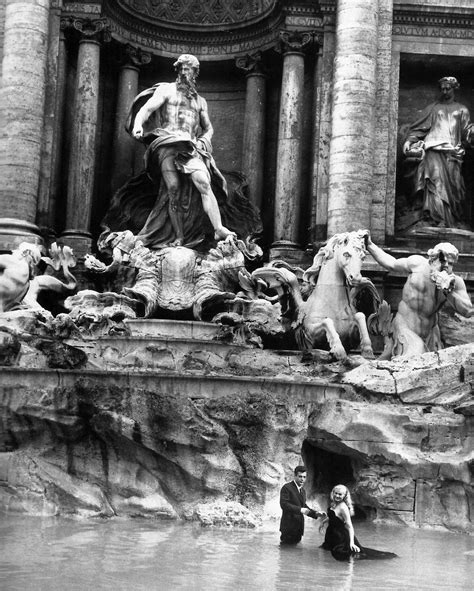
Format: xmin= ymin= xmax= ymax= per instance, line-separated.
xmin=330 ymin=484 xmax=355 ymax=516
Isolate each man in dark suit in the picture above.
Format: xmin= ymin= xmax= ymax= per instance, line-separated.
xmin=279 ymin=465 xmax=324 ymax=545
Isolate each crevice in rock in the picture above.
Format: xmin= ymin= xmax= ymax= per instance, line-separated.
xmin=301 ymin=440 xmax=356 ymax=498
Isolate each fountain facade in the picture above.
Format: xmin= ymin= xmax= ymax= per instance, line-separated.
xmin=0 ymin=0 xmax=473 ymax=532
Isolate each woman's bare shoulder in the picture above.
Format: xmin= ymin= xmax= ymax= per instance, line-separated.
xmin=336 ymin=503 xmax=351 ymax=521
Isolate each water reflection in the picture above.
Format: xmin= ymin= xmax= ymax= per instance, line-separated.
xmin=0 ymin=515 xmax=472 ymax=590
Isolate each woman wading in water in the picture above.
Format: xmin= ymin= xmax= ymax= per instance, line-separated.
xmin=321 ymin=485 xmax=397 ymax=561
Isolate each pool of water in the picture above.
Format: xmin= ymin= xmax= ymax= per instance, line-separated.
xmin=0 ymin=514 xmax=472 ymax=590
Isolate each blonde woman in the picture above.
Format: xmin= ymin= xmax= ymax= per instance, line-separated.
xmin=320 ymin=485 xmax=397 ymax=561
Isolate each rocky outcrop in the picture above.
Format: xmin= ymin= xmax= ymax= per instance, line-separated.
xmin=0 ymin=321 xmax=472 ymax=533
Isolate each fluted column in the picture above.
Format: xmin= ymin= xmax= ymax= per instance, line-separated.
xmin=236 ymin=52 xmax=267 ymax=211
xmin=37 ymin=9 xmax=67 ymax=238
xmin=60 ymin=18 xmax=109 ymax=257
xmin=0 ymin=0 xmax=51 ymax=250
xmin=327 ymin=0 xmax=378 ymax=235
xmin=272 ymin=31 xmax=311 ymax=256
xmin=111 ymin=45 xmax=151 ymax=195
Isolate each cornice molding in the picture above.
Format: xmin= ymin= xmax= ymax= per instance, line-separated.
xmin=394 ymin=6 xmax=474 ymax=30
xmin=60 ymin=1 xmax=472 ymax=58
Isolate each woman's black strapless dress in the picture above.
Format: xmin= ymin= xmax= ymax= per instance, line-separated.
xmin=321 ymin=508 xmax=397 ymax=561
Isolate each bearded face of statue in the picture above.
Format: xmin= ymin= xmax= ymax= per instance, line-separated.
xmin=176 ymin=63 xmax=198 ymax=98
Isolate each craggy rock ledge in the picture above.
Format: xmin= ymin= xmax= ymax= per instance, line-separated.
xmin=0 ymin=341 xmax=472 ymax=533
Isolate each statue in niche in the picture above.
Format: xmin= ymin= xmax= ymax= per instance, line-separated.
xmin=398 ymin=76 xmax=474 ymax=232
xmin=102 ymin=53 xmax=260 ymax=250
xmin=365 ymin=233 xmax=473 ymax=358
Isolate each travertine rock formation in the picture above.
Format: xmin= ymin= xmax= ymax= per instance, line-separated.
xmin=0 ymin=323 xmax=472 ymax=533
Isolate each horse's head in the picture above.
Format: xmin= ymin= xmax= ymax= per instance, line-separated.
xmin=305 ymin=231 xmax=367 ymax=287
xmin=332 ymin=231 xmax=368 ymax=286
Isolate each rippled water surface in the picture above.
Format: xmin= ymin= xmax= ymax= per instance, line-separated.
xmin=1 ymin=514 xmax=473 ymax=590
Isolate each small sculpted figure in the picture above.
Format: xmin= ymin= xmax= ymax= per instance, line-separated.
xmin=0 ymin=242 xmax=76 ymax=315
xmin=279 ymin=466 xmax=324 ymax=545
xmin=365 ymin=232 xmax=473 ymax=358
xmin=402 ymin=76 xmax=474 ymax=229
xmin=84 ymin=231 xmax=146 ymax=275
xmin=0 ymin=243 xmax=42 ymax=313
xmin=320 ymin=484 xmax=397 ymax=561
xmin=129 ymin=54 xmax=234 ymax=247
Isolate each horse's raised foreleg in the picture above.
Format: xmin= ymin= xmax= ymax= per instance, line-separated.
xmin=354 ymin=311 xmax=375 ymax=359
xmin=306 ymin=318 xmax=347 ymax=361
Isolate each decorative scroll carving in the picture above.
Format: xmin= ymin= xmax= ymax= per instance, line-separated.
xmin=60 ymin=17 xmax=112 ymax=43
xmin=235 ymin=51 xmax=267 ymax=76
xmin=277 ymin=30 xmax=314 ymax=53
xmin=122 ymin=44 xmax=152 ymax=68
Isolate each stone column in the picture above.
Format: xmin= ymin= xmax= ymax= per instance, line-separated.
xmin=0 ymin=0 xmax=51 ymax=250
xmin=111 ymin=45 xmax=151 ymax=195
xmin=37 ymin=7 xmax=67 ymax=238
xmin=327 ymin=0 xmax=378 ymax=236
xmin=236 ymin=52 xmax=267 ymax=212
xmin=311 ymin=13 xmax=336 ymax=243
xmin=61 ymin=18 xmax=109 ymax=257
xmin=309 ymin=42 xmax=323 ymax=245
xmin=371 ymin=0 xmax=394 ymax=244
xmin=272 ymin=31 xmax=312 ymax=257
xmin=386 ymin=48 xmax=400 ymax=239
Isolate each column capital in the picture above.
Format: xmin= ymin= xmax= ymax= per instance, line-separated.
xmin=314 ymin=32 xmax=324 ymax=48
xmin=235 ymin=51 xmax=267 ymax=77
xmin=60 ymin=17 xmax=111 ymax=44
xmin=121 ymin=44 xmax=152 ymax=69
xmin=276 ymin=30 xmax=314 ymax=55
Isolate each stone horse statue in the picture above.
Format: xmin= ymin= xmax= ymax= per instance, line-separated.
xmin=252 ymin=230 xmax=381 ymax=361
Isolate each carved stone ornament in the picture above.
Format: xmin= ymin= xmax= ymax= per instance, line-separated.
xmin=235 ymin=51 xmax=267 ymax=75
xmin=277 ymin=30 xmax=314 ymax=53
xmin=84 ymin=232 xmax=263 ymax=322
xmin=102 ymin=0 xmax=287 ymax=60
xmin=60 ymin=17 xmax=112 ymax=43
xmin=116 ymin=0 xmax=277 ymax=26
xmin=122 ymin=44 xmax=152 ymax=68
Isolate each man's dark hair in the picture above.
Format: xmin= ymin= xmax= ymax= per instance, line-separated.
xmin=294 ymin=465 xmax=307 ymax=475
